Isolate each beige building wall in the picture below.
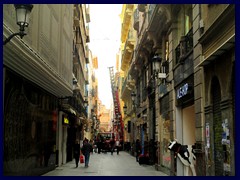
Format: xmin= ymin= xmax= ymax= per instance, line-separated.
xmin=3 ymin=4 xmax=73 ymax=97
xmin=99 ymin=105 xmax=111 ymax=132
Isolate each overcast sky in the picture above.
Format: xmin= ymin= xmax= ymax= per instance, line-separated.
xmin=88 ymin=4 xmax=122 ymax=109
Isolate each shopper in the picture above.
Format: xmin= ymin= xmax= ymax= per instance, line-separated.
xmin=135 ymin=139 xmax=141 ymax=162
xmin=115 ymin=139 xmax=120 ymax=155
xmin=81 ymin=139 xmax=93 ymax=167
xmin=74 ymin=140 xmax=80 ymax=167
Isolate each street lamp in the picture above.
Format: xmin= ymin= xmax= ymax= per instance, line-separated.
xmin=84 ymin=98 xmax=88 ymax=108
xmin=151 ymin=54 xmax=162 ymax=79
xmin=151 ymin=54 xmax=171 ymax=84
xmin=4 ymin=4 xmax=34 ymax=45
xmin=131 ymin=91 xmax=136 ymax=106
xmin=123 ymin=105 xmax=127 ymax=115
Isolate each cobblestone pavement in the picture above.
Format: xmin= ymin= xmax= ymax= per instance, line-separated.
xmin=42 ymin=151 xmax=168 ymax=176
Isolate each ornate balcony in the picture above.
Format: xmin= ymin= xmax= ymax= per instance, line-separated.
xmin=121 ymin=4 xmax=134 ymax=43
xmin=175 ymin=28 xmax=193 ymax=64
xmin=121 ymin=30 xmax=135 ymax=71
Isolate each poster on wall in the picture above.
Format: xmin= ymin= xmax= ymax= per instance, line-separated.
xmin=206 ymin=123 xmax=210 ymax=148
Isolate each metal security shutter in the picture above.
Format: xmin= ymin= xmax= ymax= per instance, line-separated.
xmin=212 ymin=77 xmax=223 ymax=176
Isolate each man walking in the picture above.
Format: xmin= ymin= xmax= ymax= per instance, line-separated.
xmin=81 ymin=139 xmax=93 ymax=167
xmin=74 ymin=140 xmax=80 ymax=167
xmin=115 ymin=139 xmax=120 ymax=155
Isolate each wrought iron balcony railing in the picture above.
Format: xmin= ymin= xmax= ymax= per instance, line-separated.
xmin=175 ymin=28 xmax=193 ymax=65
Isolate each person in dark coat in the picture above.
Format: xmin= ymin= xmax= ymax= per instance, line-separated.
xmin=74 ymin=140 xmax=80 ymax=167
xmin=135 ymin=139 xmax=141 ymax=162
xmin=81 ymin=139 xmax=93 ymax=167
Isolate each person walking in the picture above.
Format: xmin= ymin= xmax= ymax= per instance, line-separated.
xmin=81 ymin=139 xmax=93 ymax=167
xmin=74 ymin=140 xmax=80 ymax=167
xmin=115 ymin=139 xmax=120 ymax=155
xmin=135 ymin=139 xmax=141 ymax=162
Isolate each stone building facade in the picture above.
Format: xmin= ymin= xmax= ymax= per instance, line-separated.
xmin=119 ymin=4 xmax=235 ymax=176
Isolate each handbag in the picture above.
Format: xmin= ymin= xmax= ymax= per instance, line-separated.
xmin=80 ymin=155 xmax=84 ymax=163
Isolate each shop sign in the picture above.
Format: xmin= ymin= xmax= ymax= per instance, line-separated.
xmin=63 ymin=117 xmax=69 ymax=125
xmin=177 ymin=83 xmax=189 ymax=99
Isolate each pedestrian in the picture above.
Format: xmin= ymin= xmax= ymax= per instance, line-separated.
xmin=110 ymin=138 xmax=115 ymax=155
xmin=97 ymin=136 xmax=102 ymax=154
xmin=81 ymin=139 xmax=93 ymax=167
xmin=135 ymin=139 xmax=141 ymax=162
xmin=115 ymin=139 xmax=120 ymax=155
xmin=74 ymin=140 xmax=80 ymax=167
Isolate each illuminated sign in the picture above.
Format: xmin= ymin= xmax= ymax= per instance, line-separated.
xmin=63 ymin=117 xmax=69 ymax=124
xmin=177 ymin=83 xmax=189 ymax=99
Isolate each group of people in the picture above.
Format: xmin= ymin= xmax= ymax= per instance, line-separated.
xmin=74 ymin=138 xmax=93 ymax=168
xmin=135 ymin=139 xmax=142 ymax=162
xmin=73 ymin=137 xmax=121 ymax=168
xmin=109 ymin=138 xmax=120 ymax=155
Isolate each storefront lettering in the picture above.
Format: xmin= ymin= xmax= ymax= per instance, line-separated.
xmin=177 ymin=83 xmax=189 ymax=99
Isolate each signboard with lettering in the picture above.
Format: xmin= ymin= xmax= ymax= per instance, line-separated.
xmin=177 ymin=83 xmax=189 ymax=99
xmin=63 ymin=116 xmax=69 ymax=125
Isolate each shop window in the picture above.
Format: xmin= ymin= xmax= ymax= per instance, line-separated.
xmin=160 ymin=95 xmax=171 ymax=169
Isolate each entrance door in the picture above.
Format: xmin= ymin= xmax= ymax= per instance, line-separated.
xmin=182 ymin=105 xmax=195 ymax=176
xmin=176 ymin=105 xmax=195 ymax=176
xmin=211 ymin=77 xmax=223 ymax=176
xmin=182 ymin=105 xmax=195 ymax=145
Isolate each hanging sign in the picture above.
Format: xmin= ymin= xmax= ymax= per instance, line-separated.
xmin=63 ymin=117 xmax=69 ymax=125
xmin=177 ymin=83 xmax=189 ymax=99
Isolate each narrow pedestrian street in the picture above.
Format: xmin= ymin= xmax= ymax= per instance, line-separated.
xmin=3 ymin=4 xmax=235 ymax=176
xmin=42 ymin=151 xmax=168 ymax=176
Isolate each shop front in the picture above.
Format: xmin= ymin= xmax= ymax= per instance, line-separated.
xmin=159 ymin=93 xmax=171 ymax=174
xmin=3 ymin=68 xmax=58 ymax=175
xmin=175 ymin=76 xmax=195 ymax=176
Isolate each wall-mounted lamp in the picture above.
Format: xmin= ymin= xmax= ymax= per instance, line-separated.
xmin=84 ymin=98 xmax=88 ymax=108
xmin=151 ymin=54 xmax=171 ymax=84
xmin=131 ymin=92 xmax=136 ymax=106
xmin=4 ymin=4 xmax=34 ymax=45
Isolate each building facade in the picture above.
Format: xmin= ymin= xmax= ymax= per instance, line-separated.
xmin=119 ymin=4 xmax=235 ymax=176
xmin=3 ymin=4 xmax=94 ymax=175
xmin=3 ymin=4 xmax=73 ymax=175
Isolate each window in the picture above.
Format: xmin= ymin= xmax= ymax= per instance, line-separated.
xmin=184 ymin=5 xmax=192 ymax=35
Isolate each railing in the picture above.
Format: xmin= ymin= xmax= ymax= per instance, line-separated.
xmin=175 ymin=44 xmax=181 ymax=64
xmin=175 ymin=28 xmax=193 ymax=65
xmin=60 ymin=96 xmax=87 ymax=117
xmin=121 ymin=75 xmax=128 ymax=96
xmin=74 ymin=44 xmax=81 ymax=65
xmin=185 ymin=27 xmax=193 ymax=53
xmin=142 ymin=87 xmax=147 ymax=101
xmin=127 ymin=30 xmax=134 ymax=41
xmin=121 ymin=72 xmax=134 ymax=97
